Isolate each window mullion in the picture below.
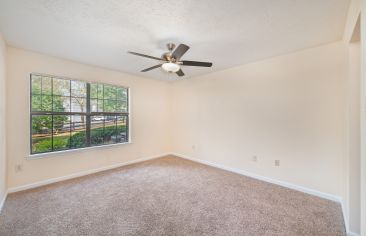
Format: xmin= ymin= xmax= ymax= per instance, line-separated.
xmin=86 ymin=83 xmax=91 ymax=147
xmin=51 ymin=78 xmax=54 ymax=151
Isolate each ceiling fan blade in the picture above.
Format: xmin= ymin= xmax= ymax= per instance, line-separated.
xmin=172 ymin=44 xmax=190 ymax=60
xmin=181 ymin=60 xmax=213 ymax=67
xmin=141 ymin=64 xmax=162 ymax=72
xmin=176 ymin=69 xmax=185 ymax=77
xmin=128 ymin=51 xmax=165 ymax=61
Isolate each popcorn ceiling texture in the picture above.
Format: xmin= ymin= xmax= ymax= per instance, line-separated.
xmin=0 ymin=0 xmax=350 ymax=80
xmin=0 ymin=156 xmax=345 ymax=235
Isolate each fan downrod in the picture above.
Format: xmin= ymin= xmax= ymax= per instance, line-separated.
xmin=167 ymin=43 xmax=176 ymax=52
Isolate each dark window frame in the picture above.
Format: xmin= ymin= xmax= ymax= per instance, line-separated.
xmin=30 ymin=73 xmax=130 ymax=155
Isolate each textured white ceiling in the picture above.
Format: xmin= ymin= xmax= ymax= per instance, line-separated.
xmin=0 ymin=0 xmax=350 ymax=80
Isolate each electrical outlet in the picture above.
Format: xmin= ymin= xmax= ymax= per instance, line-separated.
xmin=252 ymin=156 xmax=258 ymax=162
xmin=15 ymin=164 xmax=23 ymax=172
xmin=275 ymin=160 xmax=280 ymax=167
xmin=192 ymin=145 xmax=196 ymax=150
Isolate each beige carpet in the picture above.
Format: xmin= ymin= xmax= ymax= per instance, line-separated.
xmin=0 ymin=155 xmax=345 ymax=236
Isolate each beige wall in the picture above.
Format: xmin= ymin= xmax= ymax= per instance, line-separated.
xmin=0 ymin=34 xmax=7 ymax=204
xmin=171 ymin=42 xmax=348 ymax=198
xmin=4 ymin=39 xmax=362 ymax=232
xmin=343 ymin=1 xmax=362 ymax=233
xmin=347 ymin=41 xmax=361 ymax=235
xmin=360 ymin=0 xmax=366 ymax=233
xmin=6 ymin=47 xmax=171 ymax=188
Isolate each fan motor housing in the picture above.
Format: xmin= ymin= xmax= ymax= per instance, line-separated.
xmin=162 ymin=52 xmax=175 ymax=62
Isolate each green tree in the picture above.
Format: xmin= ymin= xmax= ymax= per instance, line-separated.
xmin=31 ymin=76 xmax=68 ymax=134
xmin=31 ymin=96 xmax=68 ymax=133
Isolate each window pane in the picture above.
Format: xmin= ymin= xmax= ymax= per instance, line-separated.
xmin=116 ymin=87 xmax=128 ymax=101
xmin=41 ymin=95 xmax=53 ymax=111
xmin=91 ymin=116 xmax=104 ymax=146
xmin=71 ymin=98 xmax=86 ymax=112
xmin=90 ymin=83 xmax=98 ymax=99
xmin=71 ymin=80 xmax=86 ymax=97
xmin=31 ymin=94 xmax=42 ymax=111
xmin=42 ymin=76 xmax=52 ymax=95
xmin=91 ymin=99 xmax=98 ymax=112
xmin=53 ymin=78 xmax=70 ymax=96
xmin=97 ymin=100 xmax=104 ymax=112
xmin=32 ymin=115 xmax=52 ymax=153
xmin=116 ymin=101 xmax=128 ymax=112
xmin=53 ymin=96 xmax=70 ymax=112
xmin=90 ymin=99 xmax=104 ymax=112
xmin=104 ymin=100 xmax=116 ymax=112
xmin=104 ymin=116 xmax=117 ymax=144
xmin=31 ymin=75 xmax=42 ymax=94
xmin=53 ymin=115 xmax=70 ymax=151
xmin=104 ymin=85 xmax=116 ymax=100
xmin=117 ymin=116 xmax=128 ymax=143
xmin=70 ymin=115 xmax=86 ymax=148
xmin=91 ymin=83 xmax=103 ymax=99
xmin=98 ymin=84 xmax=103 ymax=98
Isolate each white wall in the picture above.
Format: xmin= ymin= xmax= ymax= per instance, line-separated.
xmin=6 ymin=47 xmax=171 ymax=188
xmin=0 ymin=33 xmax=7 ymax=206
xmin=171 ymin=42 xmax=348 ymax=198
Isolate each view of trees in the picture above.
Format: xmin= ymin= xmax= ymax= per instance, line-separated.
xmin=31 ymin=77 xmax=69 ymax=133
xmin=31 ymin=75 xmax=128 ymax=154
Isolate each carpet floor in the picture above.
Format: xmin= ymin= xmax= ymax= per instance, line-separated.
xmin=0 ymin=155 xmax=345 ymax=236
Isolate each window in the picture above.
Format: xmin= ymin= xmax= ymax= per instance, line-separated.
xmin=30 ymin=74 xmax=129 ymax=154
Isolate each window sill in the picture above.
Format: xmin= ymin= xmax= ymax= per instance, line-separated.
xmin=27 ymin=142 xmax=132 ymax=160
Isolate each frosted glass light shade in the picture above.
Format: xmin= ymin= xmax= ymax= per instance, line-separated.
xmin=162 ymin=62 xmax=180 ymax=73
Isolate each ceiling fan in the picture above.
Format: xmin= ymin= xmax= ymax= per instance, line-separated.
xmin=128 ymin=43 xmax=213 ymax=77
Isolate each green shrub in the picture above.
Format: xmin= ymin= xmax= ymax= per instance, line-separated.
xmin=90 ymin=125 xmax=126 ymax=144
xmin=69 ymin=132 xmax=86 ymax=148
xmin=67 ymin=125 xmax=127 ymax=146
xmin=32 ymin=125 xmax=127 ymax=153
xmin=53 ymin=137 xmax=69 ymax=151
xmin=32 ymin=136 xmax=69 ymax=153
xmin=33 ymin=138 xmax=52 ymax=152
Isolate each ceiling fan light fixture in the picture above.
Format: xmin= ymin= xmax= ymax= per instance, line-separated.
xmin=162 ymin=62 xmax=180 ymax=73
xmin=128 ymin=43 xmax=212 ymax=77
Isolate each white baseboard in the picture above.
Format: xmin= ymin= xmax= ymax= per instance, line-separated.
xmin=172 ymin=153 xmax=342 ymax=203
xmin=172 ymin=153 xmax=356 ymax=234
xmin=11 ymin=152 xmax=341 ymax=202
xmin=348 ymin=231 xmax=360 ymax=236
xmin=5 ymin=152 xmax=356 ymax=235
xmin=0 ymin=191 xmax=7 ymax=213
xmin=341 ymin=200 xmax=350 ymax=234
xmin=8 ymin=153 xmax=169 ymax=194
